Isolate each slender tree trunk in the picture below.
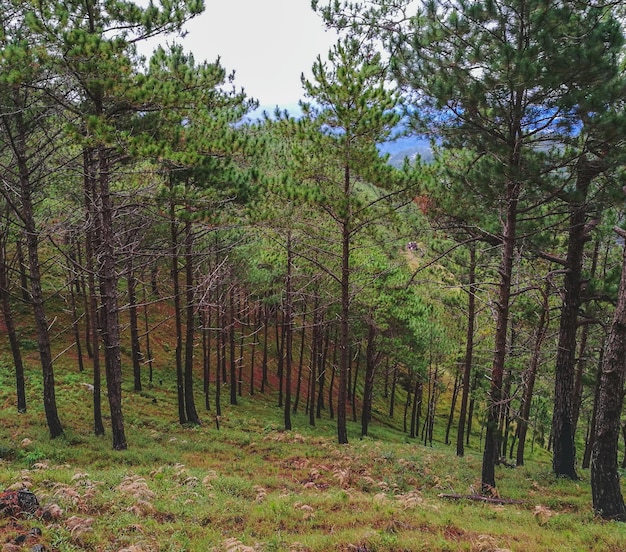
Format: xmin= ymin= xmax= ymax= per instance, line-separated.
xmin=150 ymin=264 xmax=159 ymax=297
xmin=573 ymin=239 xmax=600 ymax=435
xmin=141 ymin=278 xmax=154 ymax=386
xmin=590 ymin=228 xmax=626 ymax=521
xmin=446 ymin=369 xmax=461 ymax=446
xmin=293 ymin=310 xmax=307 ymax=413
xmin=127 ymin=259 xmax=142 ymax=392
xmin=338 ymin=208 xmax=350 ymax=444
xmin=351 ymin=344 xmax=361 ymax=423
xmin=284 ymin=232 xmax=293 ymax=431
xmin=0 ymin=232 xmax=27 ymax=413
xmin=170 ymin=184 xmax=186 ymax=425
xmin=238 ymin=291 xmax=246 ymax=398
xmin=229 ymin=286 xmax=238 ymax=406
xmin=552 ymin=159 xmax=598 ymax=479
xmin=184 ymin=219 xmax=199 ymax=424
xmin=583 ymin=346 xmax=604 ymax=469
xmin=410 ymin=374 xmax=422 ymax=439
xmin=249 ymin=303 xmax=258 ymax=397
xmin=308 ymin=294 xmax=320 ymax=427
xmin=329 ymin=330 xmax=339 ymax=420
xmin=77 ymin=239 xmax=93 ymax=360
xmin=389 ymin=362 xmax=398 ymax=418
xmin=83 ymin=147 xmax=104 ymax=436
xmin=457 ymin=242 xmax=476 ymax=456
xmin=15 ymin=238 xmax=29 ymax=304
xmin=621 ymin=421 xmax=626 ymax=470
xmin=317 ymin=325 xmax=329 ymax=418
xmin=202 ymin=305 xmax=211 ymax=410
xmin=97 ymin=147 xmax=126 ymax=449
xmin=467 ymin=369 xmax=479 ymax=446
xmin=13 ymin=98 xmax=63 ymax=438
xmin=261 ymin=303 xmax=269 ymax=393
xmin=328 ymin=362 xmax=336 ymax=420
xmin=482 ymin=180 xmax=519 ymax=491
xmin=67 ymin=234 xmax=85 ymax=373
xmin=276 ymin=308 xmax=285 ymax=408
xmin=517 ymin=281 xmax=550 ymax=466
xmin=216 ymin=302 xmax=225 ymax=418
xmin=361 ymin=321 xmax=379 ymax=437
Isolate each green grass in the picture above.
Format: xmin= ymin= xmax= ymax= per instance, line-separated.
xmin=1 ymin=359 xmax=626 ymax=552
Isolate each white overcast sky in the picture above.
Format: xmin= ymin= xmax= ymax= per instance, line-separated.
xmin=150 ymin=0 xmax=339 ymax=109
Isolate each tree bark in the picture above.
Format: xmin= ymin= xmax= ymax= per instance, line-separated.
xmin=457 ymin=242 xmax=476 ymax=456
xmin=12 ymin=93 xmax=63 ymax=438
xmin=0 ymin=230 xmax=27 ymax=413
xmin=590 ymin=227 xmax=626 ymax=521
xmin=83 ymin=147 xmax=104 ymax=436
xmin=552 ymin=157 xmax=598 ymax=479
xmin=170 ymin=183 xmax=186 ymax=425
xmin=127 ymin=259 xmax=142 ymax=392
xmin=482 ymin=179 xmax=519 ymax=491
xmin=97 ymin=147 xmax=126 ymax=449
xmin=183 ymin=219 xmax=200 ymax=424
xmin=284 ymin=232 xmax=293 ymax=431
xmin=517 ymin=281 xmax=550 ymax=466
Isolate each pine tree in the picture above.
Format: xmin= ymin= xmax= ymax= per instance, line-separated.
xmin=298 ymin=37 xmax=404 ymax=444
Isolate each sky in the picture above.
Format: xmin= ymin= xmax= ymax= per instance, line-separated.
xmin=160 ymin=0 xmax=340 ymax=110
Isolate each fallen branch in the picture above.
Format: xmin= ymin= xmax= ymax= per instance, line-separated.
xmin=438 ymin=493 xmax=524 ymax=505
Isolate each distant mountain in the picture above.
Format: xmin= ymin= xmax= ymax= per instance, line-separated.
xmin=378 ymin=136 xmax=433 ymax=166
xmin=246 ymin=104 xmax=433 ymax=166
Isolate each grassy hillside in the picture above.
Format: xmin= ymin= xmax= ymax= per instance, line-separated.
xmin=1 ymin=353 xmax=626 ymax=551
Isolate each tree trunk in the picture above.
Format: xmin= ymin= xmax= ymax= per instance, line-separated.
xmin=141 ymin=279 xmax=154 ymax=386
xmin=317 ymin=325 xmax=330 ymax=418
xmin=238 ymin=291 xmax=246 ymax=398
xmin=15 ymin=238 xmax=30 ymax=303
xmin=0 ymin=231 xmax=27 ymax=413
xmin=329 ymin=330 xmax=339 ymax=420
xmin=572 ymin=239 xmax=601 ymax=436
xmin=13 ymin=97 xmax=63 ymax=439
xmin=552 ymin=158 xmax=598 ymax=479
xmin=445 ymin=369 xmax=461 ymax=446
xmin=284 ymin=233 xmax=293 ymax=431
xmin=250 ymin=303 xmax=259 ymax=397
xmin=293 ymin=310 xmax=307 ymax=413
xmin=261 ymin=302 xmax=269 ymax=393
xmin=361 ymin=321 xmax=380 ymax=437
xmin=308 ymin=294 xmax=320 ymax=427
xmin=276 ymin=308 xmax=285 ymax=408
xmin=183 ymin=218 xmax=200 ymax=424
xmin=467 ymin=368 xmax=480 ymax=446
xmin=590 ymin=228 xmax=626 ymax=521
xmin=410 ymin=374 xmax=423 ymax=439
xmin=457 ymin=242 xmax=476 ymax=456
xmin=582 ymin=345 xmax=604 ymax=469
xmin=337 ymin=219 xmax=350 ymax=443
xmin=482 ymin=180 xmax=519 ymax=491
xmin=229 ymin=286 xmax=238 ymax=406
xmin=97 ymin=147 xmax=126 ymax=449
xmin=517 ymin=281 xmax=550 ymax=466
xmin=351 ymin=344 xmax=361 ymax=423
xmin=66 ymin=233 xmax=85 ymax=373
xmin=127 ymin=259 xmax=142 ymax=392
xmin=83 ymin=147 xmax=104 ymax=436
xmin=170 ymin=184 xmax=186 ymax=425
xmin=389 ymin=362 xmax=398 ymax=418
xmin=201 ymin=305 xmax=211 ymax=410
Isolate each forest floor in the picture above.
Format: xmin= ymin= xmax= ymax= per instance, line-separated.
xmin=1 ymin=358 xmax=625 ymax=552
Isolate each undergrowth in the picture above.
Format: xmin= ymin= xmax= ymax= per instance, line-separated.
xmin=1 ymin=358 xmax=625 ymax=551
